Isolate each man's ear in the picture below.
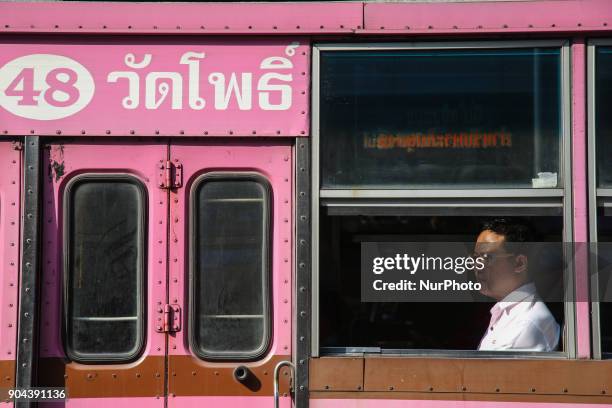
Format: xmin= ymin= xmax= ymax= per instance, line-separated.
xmin=514 ymin=254 xmax=528 ymax=274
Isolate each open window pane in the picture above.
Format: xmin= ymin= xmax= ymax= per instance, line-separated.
xmin=596 ymin=47 xmax=612 ymax=187
xmin=65 ymin=176 xmax=145 ymax=361
xmin=191 ymin=175 xmax=270 ymax=360
xmin=319 ymin=48 xmax=562 ymax=189
xmin=319 ymin=214 xmax=564 ymax=352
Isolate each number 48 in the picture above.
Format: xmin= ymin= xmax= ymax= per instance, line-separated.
xmin=5 ymin=67 xmax=80 ymax=107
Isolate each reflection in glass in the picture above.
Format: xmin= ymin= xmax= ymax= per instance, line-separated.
xmin=596 ymin=47 xmax=612 ymax=187
xmin=65 ymin=178 xmax=144 ymax=360
xmin=192 ymin=177 xmax=270 ymax=359
xmin=320 ymin=48 xmax=562 ymax=188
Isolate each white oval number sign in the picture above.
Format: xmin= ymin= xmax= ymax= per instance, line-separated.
xmin=0 ymin=54 xmax=95 ymax=120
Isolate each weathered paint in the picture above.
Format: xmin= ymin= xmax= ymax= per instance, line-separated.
xmin=571 ymin=39 xmax=591 ymax=359
xmin=0 ymin=140 xmax=20 ymax=363
xmin=0 ymin=2 xmax=363 ymax=34
xmin=362 ymin=0 xmax=612 ymax=33
xmin=167 ymin=140 xmax=293 ymax=400
xmin=39 ymin=141 xmax=168 ymax=402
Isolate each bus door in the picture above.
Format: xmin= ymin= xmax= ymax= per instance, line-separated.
xmin=38 ymin=139 xmax=168 ymax=407
xmin=167 ymin=140 xmax=293 ymax=408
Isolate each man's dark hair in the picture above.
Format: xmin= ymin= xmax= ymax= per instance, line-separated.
xmin=481 ymin=218 xmax=534 ymax=243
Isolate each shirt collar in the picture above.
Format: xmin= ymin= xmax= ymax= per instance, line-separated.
xmin=491 ymin=282 xmax=537 ymax=314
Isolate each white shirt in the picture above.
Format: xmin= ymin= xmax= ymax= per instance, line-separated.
xmin=478 ymin=282 xmax=560 ymax=351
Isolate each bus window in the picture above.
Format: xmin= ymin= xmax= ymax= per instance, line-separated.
xmin=319 ymin=214 xmax=565 ymax=352
xmin=190 ymin=174 xmax=271 ymax=360
xmin=319 ymin=47 xmax=561 ymax=189
xmin=595 ymin=45 xmax=612 ymax=356
xmin=64 ymin=175 xmax=146 ymax=362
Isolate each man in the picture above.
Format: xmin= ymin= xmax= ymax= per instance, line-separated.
xmin=473 ymin=218 xmax=560 ymax=351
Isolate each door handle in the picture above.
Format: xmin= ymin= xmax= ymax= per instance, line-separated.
xmin=273 ymin=360 xmax=295 ymax=408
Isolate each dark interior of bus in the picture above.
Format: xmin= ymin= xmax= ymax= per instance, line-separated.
xmin=596 ymin=211 xmax=612 ymax=355
xmin=319 ymin=214 xmax=565 ymax=351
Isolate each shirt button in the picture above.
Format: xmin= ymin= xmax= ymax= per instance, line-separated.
xmin=492 ymin=340 xmax=496 ymax=344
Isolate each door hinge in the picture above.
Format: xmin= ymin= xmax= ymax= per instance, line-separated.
xmin=157 ymin=160 xmax=183 ymax=189
xmin=156 ymin=304 xmax=181 ymax=333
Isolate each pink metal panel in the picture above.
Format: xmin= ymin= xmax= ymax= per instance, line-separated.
xmin=0 ymin=140 xmax=20 ymax=362
xmin=571 ymin=40 xmax=591 ymax=359
xmin=167 ymin=141 xmax=293 ymax=395
xmin=311 ymin=399 xmax=612 ymax=408
xmin=65 ymin=397 xmax=164 ymax=408
xmin=39 ymin=140 xmax=168 ymax=362
xmin=171 ymin=396 xmax=291 ymax=408
xmin=0 ymin=2 xmax=362 ymax=34
xmin=0 ymin=39 xmax=310 ymax=137
xmin=363 ymin=0 xmax=612 ymax=34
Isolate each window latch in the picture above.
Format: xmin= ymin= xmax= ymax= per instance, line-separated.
xmin=156 ymin=304 xmax=181 ymax=333
xmin=157 ymin=160 xmax=183 ymax=189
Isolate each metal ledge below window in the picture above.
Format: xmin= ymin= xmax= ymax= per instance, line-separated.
xmin=323 ymin=197 xmax=564 ymax=217
xmin=320 ymin=189 xmax=565 ymax=199
xmin=320 ymin=347 xmax=565 ymax=359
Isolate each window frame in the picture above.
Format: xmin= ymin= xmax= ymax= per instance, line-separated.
xmin=587 ymin=38 xmax=612 ymax=360
xmin=312 ymin=40 xmax=575 ymax=359
xmin=188 ymin=171 xmax=272 ymax=361
xmin=62 ymin=173 xmax=148 ymax=364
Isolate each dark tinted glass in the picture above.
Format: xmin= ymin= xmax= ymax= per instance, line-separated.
xmin=596 ymin=47 xmax=612 ymax=187
xmin=319 ymin=214 xmax=564 ymax=350
xmin=192 ymin=177 xmax=270 ymax=359
xmin=320 ymin=48 xmax=562 ymax=188
xmin=597 ymin=212 xmax=612 ymax=355
xmin=65 ymin=177 xmax=145 ymax=361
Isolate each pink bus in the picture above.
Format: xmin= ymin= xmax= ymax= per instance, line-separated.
xmin=0 ymin=1 xmax=612 ymax=407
